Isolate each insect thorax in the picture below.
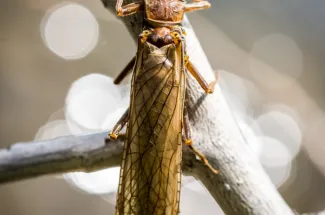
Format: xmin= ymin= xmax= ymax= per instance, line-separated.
xmin=145 ymin=0 xmax=185 ymax=25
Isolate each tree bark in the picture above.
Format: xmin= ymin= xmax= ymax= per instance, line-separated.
xmin=0 ymin=1 xmax=296 ymax=215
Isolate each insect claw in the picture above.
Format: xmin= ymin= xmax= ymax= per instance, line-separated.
xmin=109 ymin=132 xmax=118 ymax=140
xmin=207 ymin=87 xmax=213 ymax=94
xmin=184 ymin=55 xmax=189 ymax=65
xmin=211 ymin=168 xmax=219 ymax=174
xmin=207 ymin=81 xmax=216 ymax=94
xmin=204 ymin=160 xmax=219 ymax=174
xmin=187 ymin=145 xmax=219 ymax=174
xmin=185 ymin=139 xmax=193 ymax=146
xmin=182 ymin=29 xmax=187 ymax=36
xmin=116 ymin=8 xmax=123 ymax=16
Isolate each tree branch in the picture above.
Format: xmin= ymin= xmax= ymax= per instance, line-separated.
xmin=0 ymin=1 xmax=296 ymax=214
xmin=0 ymin=132 xmax=197 ymax=184
xmin=0 ymin=132 xmax=121 ymax=183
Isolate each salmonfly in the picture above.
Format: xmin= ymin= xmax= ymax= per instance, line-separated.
xmin=108 ymin=0 xmax=218 ymax=214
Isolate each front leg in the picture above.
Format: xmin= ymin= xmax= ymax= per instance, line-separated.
xmin=184 ymin=1 xmax=211 ymax=13
xmin=171 ymin=29 xmax=218 ymax=94
xmin=116 ymin=0 xmax=143 ymax=17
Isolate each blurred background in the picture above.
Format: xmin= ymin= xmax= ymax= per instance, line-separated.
xmin=1 ymin=0 xmax=325 ymax=214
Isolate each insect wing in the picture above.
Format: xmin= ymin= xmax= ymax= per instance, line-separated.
xmin=116 ymin=42 xmax=185 ymax=215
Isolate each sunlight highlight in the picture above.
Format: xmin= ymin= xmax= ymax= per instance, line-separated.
xmin=249 ymin=34 xmax=303 ymax=89
xmin=65 ymin=74 xmax=129 ymax=130
xmin=256 ymin=110 xmax=302 ymax=158
xmin=41 ymin=3 xmax=99 ymax=59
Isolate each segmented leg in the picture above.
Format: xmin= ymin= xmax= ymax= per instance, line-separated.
xmin=183 ymin=104 xmax=219 ymax=174
xmin=114 ymin=56 xmax=136 ymax=84
xmin=115 ymin=0 xmax=143 ymax=17
xmin=109 ymin=108 xmax=129 ymax=140
xmin=184 ymin=1 xmax=211 ymax=13
xmin=108 ymin=32 xmax=147 ymax=143
xmin=186 ymin=59 xmax=217 ymax=94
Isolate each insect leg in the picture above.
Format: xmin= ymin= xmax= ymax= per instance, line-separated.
xmin=114 ymin=56 xmax=136 ymax=85
xmin=109 ymin=33 xmax=146 ymax=142
xmin=186 ymin=59 xmax=218 ymax=94
xmin=184 ymin=1 xmax=211 ymax=13
xmin=183 ymin=104 xmax=219 ymax=174
xmin=105 ymin=133 xmax=126 ymax=144
xmin=116 ymin=1 xmax=143 ymax=17
xmin=109 ymin=108 xmax=129 ymax=140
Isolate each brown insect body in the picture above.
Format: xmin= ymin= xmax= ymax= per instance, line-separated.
xmin=111 ymin=0 xmax=216 ymax=214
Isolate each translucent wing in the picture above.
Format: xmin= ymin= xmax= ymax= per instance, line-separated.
xmin=116 ymin=42 xmax=185 ymax=215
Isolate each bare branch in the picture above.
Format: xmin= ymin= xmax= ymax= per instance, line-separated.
xmin=0 ymin=1 xmax=297 ymax=215
xmin=0 ymin=132 xmax=121 ymax=183
xmin=0 ymin=132 xmax=197 ymax=184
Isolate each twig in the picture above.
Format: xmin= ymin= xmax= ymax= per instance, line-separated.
xmin=0 ymin=1 xmax=297 ymax=214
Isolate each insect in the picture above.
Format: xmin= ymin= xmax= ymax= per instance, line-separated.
xmin=108 ymin=0 xmax=218 ymax=214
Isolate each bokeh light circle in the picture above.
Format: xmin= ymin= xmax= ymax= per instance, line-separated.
xmin=256 ymin=110 xmax=302 ymax=158
xmin=263 ymin=162 xmax=292 ymax=188
xmin=64 ymin=168 xmax=120 ymax=195
xmin=41 ymin=3 xmax=99 ymax=59
xmin=236 ymin=119 xmax=262 ymax=158
xmin=65 ymin=74 xmax=124 ymax=130
xmin=257 ymin=136 xmax=292 ymax=168
xmin=34 ymin=120 xmax=79 ymax=141
xmin=249 ymin=34 xmax=303 ymax=89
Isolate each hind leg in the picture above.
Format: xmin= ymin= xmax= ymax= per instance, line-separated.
xmin=182 ymin=104 xmax=219 ymax=174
